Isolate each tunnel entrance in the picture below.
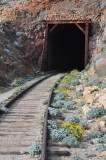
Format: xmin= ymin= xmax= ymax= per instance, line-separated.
xmin=48 ymin=23 xmax=85 ymax=71
xmin=41 ymin=21 xmax=91 ymax=72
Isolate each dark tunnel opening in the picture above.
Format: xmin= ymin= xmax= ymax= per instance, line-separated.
xmin=47 ymin=23 xmax=85 ymax=72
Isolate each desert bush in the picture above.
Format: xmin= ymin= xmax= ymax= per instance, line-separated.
xmin=97 ymin=135 xmax=106 ymax=143
xmin=62 ymin=135 xmax=79 ymax=147
xmin=43 ymin=99 xmax=48 ymax=105
xmin=86 ymin=107 xmax=106 ymax=119
xmin=70 ymin=80 xmax=80 ymax=86
xmin=28 ymin=142 xmax=41 ymax=157
xmin=62 ymin=121 xmax=84 ymax=139
xmin=71 ymin=155 xmax=83 ymax=160
xmin=50 ymin=129 xmax=67 ymax=141
xmin=48 ymin=107 xmax=62 ymax=117
xmin=88 ymin=131 xmax=103 ymax=139
xmin=52 ymin=100 xmax=65 ymax=108
xmin=1 ymin=106 xmax=9 ymax=113
xmin=97 ymin=144 xmax=106 ymax=151
xmin=65 ymin=115 xmax=80 ymax=123
xmin=48 ymin=120 xmax=57 ymax=131
xmin=54 ymin=92 xmax=68 ymax=101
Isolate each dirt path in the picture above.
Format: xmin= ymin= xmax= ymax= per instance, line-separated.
xmin=0 ymin=74 xmax=62 ymax=160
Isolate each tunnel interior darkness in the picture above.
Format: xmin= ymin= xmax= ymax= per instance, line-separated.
xmin=47 ymin=23 xmax=85 ymax=71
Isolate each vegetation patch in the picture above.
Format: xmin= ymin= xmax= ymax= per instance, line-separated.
xmin=61 ymin=121 xmax=85 ymax=139
xmin=71 ymin=155 xmax=83 ymax=160
xmin=43 ymin=99 xmax=48 ymax=105
xmin=28 ymin=142 xmax=41 ymax=157
xmin=86 ymin=107 xmax=106 ymax=119
xmin=65 ymin=115 xmax=80 ymax=123
xmin=62 ymin=135 xmax=79 ymax=147
xmin=88 ymin=131 xmax=103 ymax=139
xmin=48 ymin=107 xmax=62 ymax=117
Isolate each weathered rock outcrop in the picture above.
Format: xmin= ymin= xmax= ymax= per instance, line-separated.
xmin=0 ymin=0 xmax=106 ymax=85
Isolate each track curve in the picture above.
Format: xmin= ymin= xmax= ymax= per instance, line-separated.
xmin=0 ymin=74 xmax=62 ymax=160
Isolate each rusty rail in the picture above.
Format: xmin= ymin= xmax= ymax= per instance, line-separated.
xmin=41 ymin=75 xmax=65 ymax=160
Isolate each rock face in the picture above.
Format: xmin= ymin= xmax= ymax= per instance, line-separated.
xmin=0 ymin=0 xmax=106 ymax=85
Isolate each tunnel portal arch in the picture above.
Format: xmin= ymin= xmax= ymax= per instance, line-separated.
xmin=41 ymin=20 xmax=91 ymax=71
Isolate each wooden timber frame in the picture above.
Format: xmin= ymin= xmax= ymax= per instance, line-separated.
xmin=41 ymin=20 xmax=91 ymax=70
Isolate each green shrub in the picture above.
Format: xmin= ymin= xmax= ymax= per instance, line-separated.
xmin=65 ymin=115 xmax=80 ymax=123
xmin=43 ymin=99 xmax=48 ymax=105
xmin=97 ymin=135 xmax=106 ymax=143
xmin=62 ymin=135 xmax=79 ymax=147
xmin=1 ymin=106 xmax=9 ymax=113
xmin=76 ymin=92 xmax=83 ymax=97
xmin=52 ymin=100 xmax=65 ymax=108
xmin=62 ymin=121 xmax=84 ymax=139
xmin=15 ymin=78 xmax=25 ymax=86
xmin=86 ymin=107 xmax=106 ymax=119
xmin=84 ymin=152 xmax=95 ymax=158
xmin=48 ymin=120 xmax=57 ymax=131
xmin=88 ymin=131 xmax=103 ymax=139
xmin=50 ymin=129 xmax=67 ymax=141
xmin=79 ymin=121 xmax=88 ymax=128
xmin=47 ymin=87 xmax=53 ymax=92
xmin=97 ymin=144 xmax=106 ymax=151
xmin=82 ymin=65 xmax=90 ymax=72
xmin=86 ymin=79 xmax=100 ymax=86
xmin=54 ymin=92 xmax=68 ymax=101
xmin=70 ymin=80 xmax=80 ymax=86
xmin=100 ymin=117 xmax=106 ymax=122
xmin=71 ymin=155 xmax=83 ymax=160
xmin=79 ymin=102 xmax=85 ymax=106
xmin=81 ymin=75 xmax=89 ymax=81
xmin=28 ymin=142 xmax=41 ymax=156
xmin=52 ymin=100 xmax=76 ymax=109
xmin=64 ymin=101 xmax=76 ymax=109
xmin=48 ymin=107 xmax=62 ymax=117
xmin=102 ymin=80 xmax=106 ymax=88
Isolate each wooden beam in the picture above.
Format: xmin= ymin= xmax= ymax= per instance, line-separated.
xmin=85 ymin=23 xmax=89 ymax=67
xmin=50 ymin=24 xmax=58 ymax=32
xmin=75 ymin=23 xmax=85 ymax=34
xmin=43 ymin=20 xmax=92 ymax=24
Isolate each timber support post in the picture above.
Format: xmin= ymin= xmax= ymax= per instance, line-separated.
xmin=85 ymin=23 xmax=89 ymax=67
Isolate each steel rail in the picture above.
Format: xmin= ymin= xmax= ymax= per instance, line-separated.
xmin=41 ymin=75 xmax=65 ymax=160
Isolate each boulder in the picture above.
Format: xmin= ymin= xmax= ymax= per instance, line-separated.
xmin=84 ymin=94 xmax=94 ymax=104
xmin=82 ymin=105 xmax=91 ymax=115
xmin=99 ymin=93 xmax=106 ymax=109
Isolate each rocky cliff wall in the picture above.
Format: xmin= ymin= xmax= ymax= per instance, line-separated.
xmin=0 ymin=0 xmax=105 ymax=86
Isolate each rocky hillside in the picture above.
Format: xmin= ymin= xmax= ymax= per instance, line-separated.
xmin=0 ymin=0 xmax=106 ymax=86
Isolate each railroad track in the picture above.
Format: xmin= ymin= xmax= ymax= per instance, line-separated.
xmin=0 ymin=73 xmax=63 ymax=160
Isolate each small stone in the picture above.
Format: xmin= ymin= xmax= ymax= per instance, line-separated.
xmin=16 ymin=32 xmax=24 ymax=37
xmin=87 ymin=120 xmax=94 ymax=123
xmin=3 ymin=48 xmax=11 ymax=55
xmin=99 ymin=121 xmax=106 ymax=127
xmin=83 ymin=86 xmax=98 ymax=95
xmin=101 ymin=151 xmax=106 ymax=156
xmin=99 ymin=94 xmax=106 ymax=109
xmin=1 ymin=18 xmax=10 ymax=24
xmin=76 ymin=85 xmax=83 ymax=92
xmin=20 ymin=8 xmax=29 ymax=12
xmin=82 ymin=105 xmax=91 ymax=115
xmin=58 ymin=83 xmax=70 ymax=89
xmin=90 ymin=124 xmax=101 ymax=131
xmin=13 ymin=41 xmax=21 ymax=47
xmin=85 ymin=94 xmax=94 ymax=104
